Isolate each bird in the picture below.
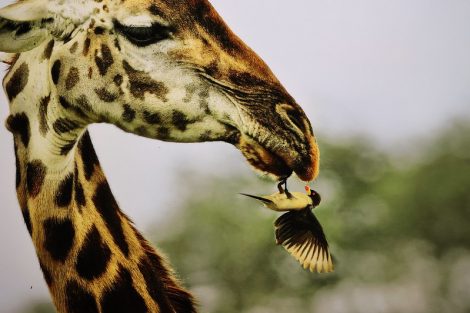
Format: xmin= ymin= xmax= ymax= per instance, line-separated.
xmin=241 ymin=184 xmax=334 ymax=273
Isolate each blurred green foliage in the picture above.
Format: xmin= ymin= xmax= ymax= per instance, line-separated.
xmin=155 ymin=121 xmax=470 ymax=313
xmin=19 ymin=302 xmax=55 ymax=313
xmin=20 ymin=121 xmax=470 ymax=313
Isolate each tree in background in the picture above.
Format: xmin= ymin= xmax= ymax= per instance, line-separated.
xmin=20 ymin=121 xmax=470 ymax=313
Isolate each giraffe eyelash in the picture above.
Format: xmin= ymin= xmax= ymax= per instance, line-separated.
xmin=113 ymin=20 xmax=173 ymax=47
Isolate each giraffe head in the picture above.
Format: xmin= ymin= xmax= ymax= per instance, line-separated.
xmin=1 ymin=0 xmax=319 ymax=181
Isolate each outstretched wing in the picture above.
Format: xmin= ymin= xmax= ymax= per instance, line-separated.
xmin=274 ymin=208 xmax=333 ymax=273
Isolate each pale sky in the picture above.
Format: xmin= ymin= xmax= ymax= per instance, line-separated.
xmin=1 ymin=0 xmax=470 ymax=312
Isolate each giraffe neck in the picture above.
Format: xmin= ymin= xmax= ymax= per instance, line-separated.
xmin=5 ymin=52 xmax=195 ymax=313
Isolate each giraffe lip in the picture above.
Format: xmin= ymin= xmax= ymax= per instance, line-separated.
xmin=235 ymin=133 xmax=318 ymax=182
xmin=237 ymin=134 xmax=293 ymax=179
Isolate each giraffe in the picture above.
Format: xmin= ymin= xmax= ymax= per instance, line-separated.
xmin=0 ymin=0 xmax=320 ymax=312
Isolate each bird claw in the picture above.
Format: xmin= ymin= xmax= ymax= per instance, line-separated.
xmin=277 ymin=177 xmax=290 ymax=194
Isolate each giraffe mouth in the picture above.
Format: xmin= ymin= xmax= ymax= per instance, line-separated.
xmin=236 ymin=135 xmax=294 ymax=180
xmin=224 ymin=126 xmax=318 ymax=181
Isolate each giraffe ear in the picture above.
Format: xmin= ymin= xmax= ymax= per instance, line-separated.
xmin=0 ymin=0 xmax=48 ymax=21
xmin=0 ymin=0 xmax=49 ymax=52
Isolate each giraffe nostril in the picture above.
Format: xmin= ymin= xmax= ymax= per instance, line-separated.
xmin=285 ymin=108 xmax=306 ymax=133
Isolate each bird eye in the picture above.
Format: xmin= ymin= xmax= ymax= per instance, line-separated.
xmin=114 ymin=20 xmax=173 ymax=46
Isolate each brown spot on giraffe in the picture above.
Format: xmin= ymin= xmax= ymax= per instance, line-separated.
xmin=43 ymin=218 xmax=75 ymax=262
xmin=93 ymin=181 xmax=129 ymax=256
xmin=94 ymin=26 xmax=106 ymax=35
xmin=122 ymin=104 xmax=136 ymax=122
xmin=38 ymin=94 xmax=51 ymax=136
xmin=156 ymin=126 xmax=170 ymax=139
xmin=101 ymin=265 xmax=148 ymax=313
xmin=114 ymin=37 xmax=121 ymax=51
xmin=58 ymin=96 xmax=71 ymax=109
xmin=113 ymin=74 xmax=123 ymax=86
xmin=134 ymin=126 xmax=149 ymax=136
xmin=138 ymin=255 xmax=176 ymax=312
xmin=51 ymin=60 xmax=61 ymax=85
xmin=55 ymin=174 xmax=74 ymax=207
xmin=123 ymin=61 xmax=169 ymax=101
xmin=198 ymin=89 xmax=211 ymax=114
xmin=78 ymin=132 xmax=100 ymax=180
xmin=143 ymin=110 xmax=161 ymax=124
xmin=95 ymin=44 xmax=114 ymax=75
xmin=26 ymin=160 xmax=47 ymax=198
xmin=95 ymin=87 xmax=118 ymax=102
xmin=172 ymin=110 xmax=194 ymax=132
xmin=6 ymin=113 xmax=31 ymax=147
xmin=65 ymin=280 xmax=99 ymax=313
xmin=198 ymin=130 xmax=213 ymax=141
xmin=74 ymin=163 xmax=87 ymax=213
xmin=69 ymin=41 xmax=79 ymax=54
xmin=183 ymin=84 xmax=197 ymax=103
xmin=42 ymin=40 xmax=55 ymax=60
xmin=65 ymin=67 xmax=80 ymax=90
xmin=5 ymin=63 xmax=28 ymax=101
xmin=83 ymin=37 xmax=91 ymax=56
xmin=76 ymin=225 xmax=111 ymax=280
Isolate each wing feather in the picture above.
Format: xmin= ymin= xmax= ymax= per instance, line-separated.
xmin=274 ymin=208 xmax=334 ymax=273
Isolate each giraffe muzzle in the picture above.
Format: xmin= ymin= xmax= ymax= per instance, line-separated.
xmin=236 ymin=130 xmax=319 ymax=182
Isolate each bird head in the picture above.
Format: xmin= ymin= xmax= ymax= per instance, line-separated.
xmin=305 ymin=186 xmax=321 ymax=208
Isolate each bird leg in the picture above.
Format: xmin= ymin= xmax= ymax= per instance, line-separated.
xmin=277 ymin=178 xmax=293 ymax=199
xmin=277 ymin=180 xmax=285 ymax=194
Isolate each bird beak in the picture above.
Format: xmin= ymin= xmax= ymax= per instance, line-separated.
xmin=240 ymin=193 xmax=273 ymax=204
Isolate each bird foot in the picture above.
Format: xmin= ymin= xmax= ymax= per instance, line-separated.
xmin=278 ymin=178 xmax=294 ymax=199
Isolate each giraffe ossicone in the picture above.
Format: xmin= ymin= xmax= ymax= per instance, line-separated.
xmin=1 ymin=0 xmax=320 ymax=312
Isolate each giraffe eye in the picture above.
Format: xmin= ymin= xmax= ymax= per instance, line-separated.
xmin=114 ymin=20 xmax=173 ymax=46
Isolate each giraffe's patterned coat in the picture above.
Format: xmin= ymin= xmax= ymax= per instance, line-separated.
xmin=1 ymin=0 xmax=320 ymax=312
